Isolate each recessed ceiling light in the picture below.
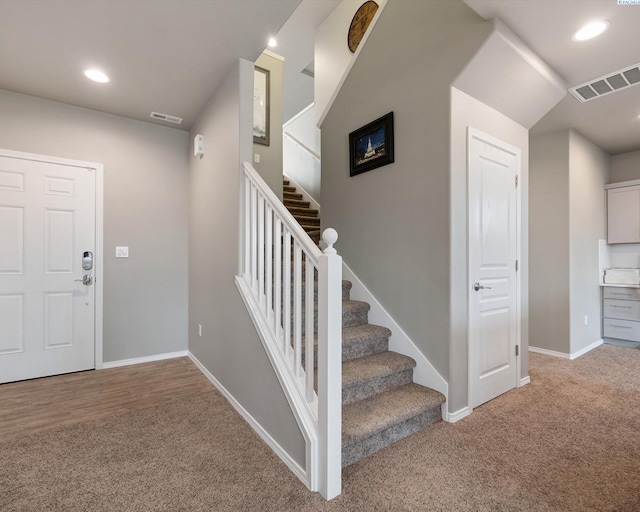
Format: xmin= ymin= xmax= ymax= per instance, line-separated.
xmin=572 ymin=21 xmax=609 ymax=42
xmin=83 ymin=69 xmax=109 ymax=83
xmin=268 ymin=37 xmax=277 ymax=48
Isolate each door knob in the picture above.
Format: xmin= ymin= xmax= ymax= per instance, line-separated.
xmin=75 ymin=275 xmax=93 ymax=285
xmin=473 ymin=282 xmax=491 ymax=291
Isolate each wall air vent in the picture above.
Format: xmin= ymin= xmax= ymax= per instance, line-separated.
xmin=150 ymin=111 xmax=183 ymax=124
xmin=569 ymin=63 xmax=640 ymax=103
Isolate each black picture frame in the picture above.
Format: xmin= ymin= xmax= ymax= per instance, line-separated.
xmin=253 ymin=66 xmax=270 ymax=146
xmin=349 ymin=112 xmax=394 ymax=177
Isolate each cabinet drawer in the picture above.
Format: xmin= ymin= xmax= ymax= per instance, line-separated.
xmin=603 ymin=318 xmax=640 ymax=342
xmin=603 ymin=287 xmax=640 ymax=301
xmin=603 ymin=299 xmax=640 ymax=321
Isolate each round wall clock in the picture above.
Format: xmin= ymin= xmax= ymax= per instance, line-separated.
xmin=347 ymin=1 xmax=379 ymax=54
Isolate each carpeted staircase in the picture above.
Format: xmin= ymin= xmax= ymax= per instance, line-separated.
xmin=283 ymin=179 xmax=321 ymax=244
xmin=283 ymin=177 xmax=446 ymax=468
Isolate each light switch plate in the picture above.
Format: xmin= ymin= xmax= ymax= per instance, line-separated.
xmin=254 ymin=153 xmax=260 ymax=163
xmin=116 ymin=246 xmax=129 ymax=258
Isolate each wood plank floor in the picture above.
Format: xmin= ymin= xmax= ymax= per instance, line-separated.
xmin=0 ymin=357 xmax=214 ymax=441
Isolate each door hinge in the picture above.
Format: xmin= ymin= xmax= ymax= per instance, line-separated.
xmin=515 ymin=259 xmax=519 ymax=272
xmin=515 ymin=175 xmax=519 ymax=188
xmin=516 ymin=345 xmax=519 ymax=357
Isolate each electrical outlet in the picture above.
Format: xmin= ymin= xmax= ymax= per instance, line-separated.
xmin=198 ymin=324 xmax=202 ymax=337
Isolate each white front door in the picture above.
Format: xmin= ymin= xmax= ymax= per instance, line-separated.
xmin=0 ymin=153 xmax=96 ymax=383
xmin=468 ymin=128 xmax=520 ymax=409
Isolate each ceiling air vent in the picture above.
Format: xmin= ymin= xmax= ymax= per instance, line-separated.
xmin=150 ymin=111 xmax=183 ymax=124
xmin=569 ymin=63 xmax=640 ymax=103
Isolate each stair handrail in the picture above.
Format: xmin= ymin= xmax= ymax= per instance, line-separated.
xmin=283 ymin=130 xmax=321 ymax=161
xmin=237 ymin=161 xmax=342 ymax=500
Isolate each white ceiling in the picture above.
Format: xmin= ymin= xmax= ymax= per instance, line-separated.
xmin=464 ymin=0 xmax=640 ymax=155
xmin=0 ymin=0 xmax=301 ymax=130
xmin=3 ymin=0 xmax=639 ymax=154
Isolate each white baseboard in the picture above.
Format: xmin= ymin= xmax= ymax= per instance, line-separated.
xmin=188 ymin=351 xmax=309 ymax=488
xmin=445 ymin=406 xmax=471 ymax=423
xmin=342 ymin=262 xmax=448 ymax=398
xmin=102 ymin=350 xmax=188 ymax=369
xmin=570 ymin=339 xmax=603 ymax=359
xmin=519 ymin=376 xmax=531 ymax=386
xmin=529 ymin=339 xmax=603 ymax=360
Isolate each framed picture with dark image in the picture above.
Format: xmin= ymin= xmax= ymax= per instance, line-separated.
xmin=349 ymin=112 xmax=394 ymax=177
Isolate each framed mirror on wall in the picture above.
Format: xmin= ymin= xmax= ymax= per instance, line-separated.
xmin=253 ymin=66 xmax=270 ymax=146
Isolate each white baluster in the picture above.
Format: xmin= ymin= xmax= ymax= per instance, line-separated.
xmin=266 ymin=205 xmax=273 ymax=319
xmin=258 ymin=195 xmax=265 ymax=307
xmin=283 ymin=230 xmax=292 ymax=356
xmin=294 ymin=241 xmax=302 ymax=378
xmin=244 ymin=176 xmax=250 ymax=277
xmin=250 ymin=184 xmax=257 ymax=289
xmin=305 ymin=253 xmax=315 ymax=402
xmin=274 ymin=218 xmax=282 ymax=338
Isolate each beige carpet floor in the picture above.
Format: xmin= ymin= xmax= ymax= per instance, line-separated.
xmin=1 ymin=345 xmax=639 ymax=511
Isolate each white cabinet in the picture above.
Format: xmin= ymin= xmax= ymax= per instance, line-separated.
xmin=603 ymin=287 xmax=640 ymax=342
xmin=607 ymin=182 xmax=640 ymax=244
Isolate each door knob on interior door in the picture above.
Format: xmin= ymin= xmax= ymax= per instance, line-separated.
xmin=75 ymin=275 xmax=93 ymax=285
xmin=473 ymin=282 xmax=491 ymax=291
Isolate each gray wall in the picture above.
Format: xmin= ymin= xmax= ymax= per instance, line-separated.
xmin=610 ymin=149 xmax=640 ymax=183
xmin=321 ymin=0 xmax=490 ymax=406
xmin=253 ymin=52 xmax=284 ymax=200
xmin=188 ymin=59 xmax=305 ymax=466
xmin=0 ymin=89 xmax=189 ymax=363
xmin=568 ymin=130 xmax=609 ymax=353
xmin=529 ymin=129 xmax=610 ymax=355
xmin=529 ymin=130 xmax=571 ymax=352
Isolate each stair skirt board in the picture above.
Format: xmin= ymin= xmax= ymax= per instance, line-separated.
xmin=101 ymin=350 xmax=189 ymax=369
xmin=341 ymin=262 xmax=448 ymax=401
xmin=188 ymin=350 xmax=310 ymax=488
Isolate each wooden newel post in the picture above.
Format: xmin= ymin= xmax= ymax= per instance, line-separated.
xmin=317 ymin=228 xmax=342 ymax=500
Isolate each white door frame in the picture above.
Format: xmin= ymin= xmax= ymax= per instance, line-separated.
xmin=0 ymin=148 xmax=104 ymax=370
xmin=466 ymin=127 xmax=522 ymax=411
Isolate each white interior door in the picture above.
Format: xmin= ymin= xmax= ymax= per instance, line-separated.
xmin=0 ymin=153 xmax=96 ymax=383
xmin=468 ymin=128 xmax=520 ymax=409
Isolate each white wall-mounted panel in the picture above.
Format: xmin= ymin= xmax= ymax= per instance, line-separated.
xmin=44 ymin=292 xmax=73 ymax=349
xmin=0 ymin=170 xmax=25 ymax=192
xmin=45 ymin=209 xmax=74 ymax=273
xmin=0 ymin=294 xmax=24 ymax=354
xmin=0 ymin=206 xmax=24 ymax=274
xmin=45 ymin=176 xmax=74 ymax=197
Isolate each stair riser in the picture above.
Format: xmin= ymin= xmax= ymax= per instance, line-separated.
xmin=342 ymin=308 xmax=369 ymax=328
xmin=303 ymin=332 xmax=390 ymax=367
xmin=342 ymin=408 xmax=442 ymax=468
xmin=342 ymin=370 xmax=413 ymax=406
xmin=299 ymin=305 xmax=366 ymax=333
xmin=343 ymin=337 xmax=389 ymax=362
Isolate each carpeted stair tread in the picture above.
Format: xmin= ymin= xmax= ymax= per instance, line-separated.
xmin=294 ymin=215 xmax=320 ymax=225
xmin=284 ymin=199 xmax=311 ymax=208
xmin=342 ymin=352 xmax=415 ymax=389
xmin=342 ymin=383 xmax=445 ymax=447
xmin=287 ymin=207 xmax=319 ymax=217
xmin=342 ymin=352 xmax=416 ymax=404
xmin=283 ymin=185 xmax=296 ymax=193
xmin=342 ymin=324 xmax=391 ymax=361
xmin=283 ymin=191 xmax=303 ymax=201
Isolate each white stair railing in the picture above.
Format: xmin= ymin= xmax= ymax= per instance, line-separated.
xmin=235 ymin=162 xmax=342 ymax=500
